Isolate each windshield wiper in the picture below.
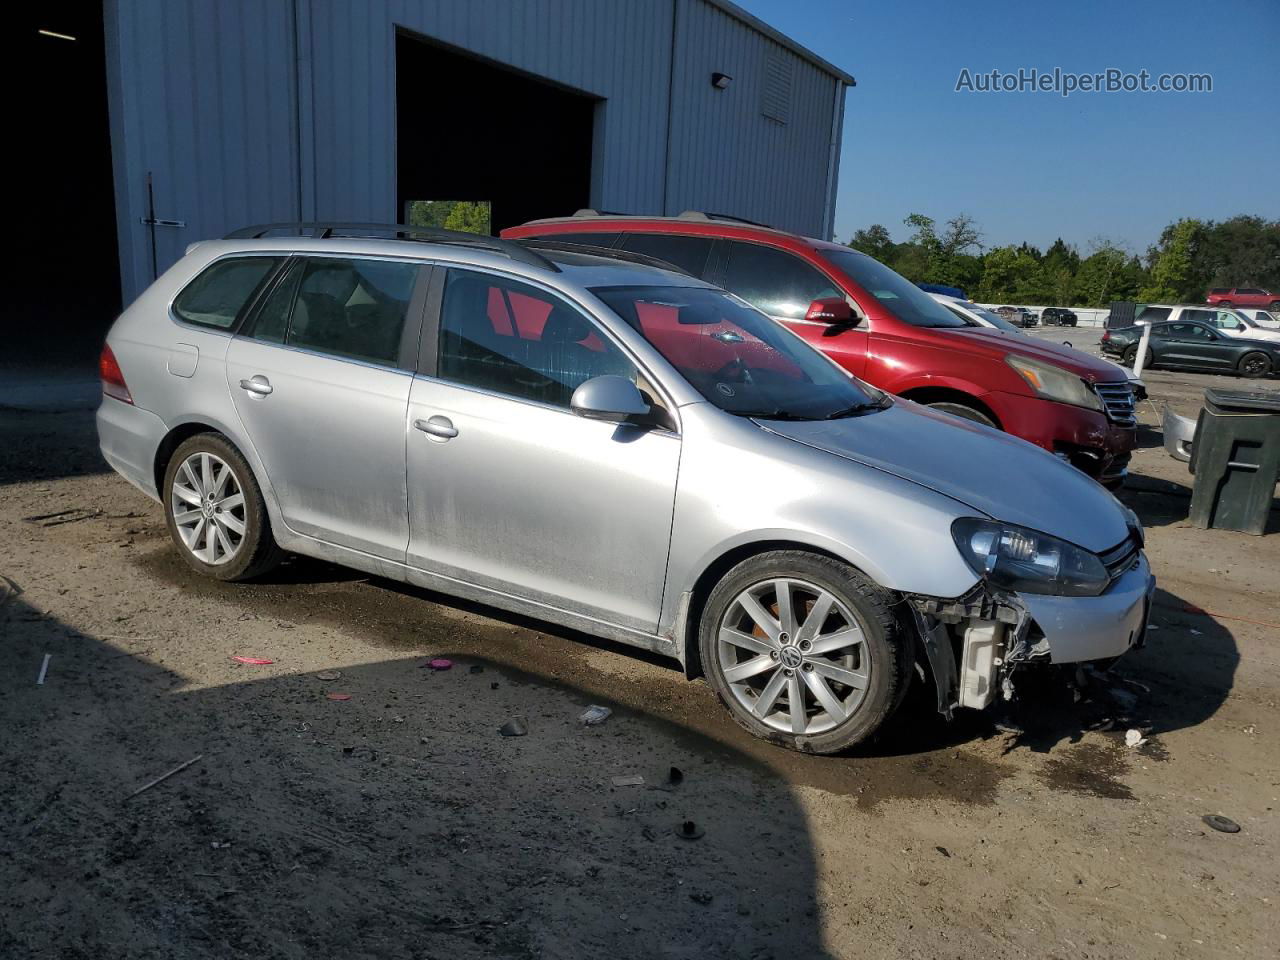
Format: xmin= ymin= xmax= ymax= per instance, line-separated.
xmin=736 ymin=409 xmax=818 ymax=421
xmin=822 ymin=399 xmax=888 ymax=419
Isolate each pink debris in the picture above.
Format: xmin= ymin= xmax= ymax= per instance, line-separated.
xmin=428 ymin=658 xmax=453 ymax=671
xmin=232 ymin=656 xmax=274 ymax=665
xmin=326 ymin=693 xmax=352 ymax=702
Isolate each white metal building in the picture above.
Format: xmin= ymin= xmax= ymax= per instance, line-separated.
xmin=21 ymin=1 xmax=852 ymax=324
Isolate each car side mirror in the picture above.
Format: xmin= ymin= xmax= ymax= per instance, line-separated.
xmin=570 ymin=375 xmax=651 ymax=423
xmin=805 ymin=297 xmax=857 ymax=327
xmin=1237 ymin=323 xmax=1247 ymax=332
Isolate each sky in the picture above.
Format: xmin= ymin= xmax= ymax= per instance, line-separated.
xmin=736 ymin=0 xmax=1279 ymax=254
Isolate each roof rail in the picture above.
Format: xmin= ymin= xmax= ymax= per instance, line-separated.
xmin=570 ymin=208 xmax=634 ymax=218
xmin=223 ymin=222 xmax=559 ymax=272
xmin=676 ymin=210 xmax=772 ymax=228
xmin=518 ymin=239 xmax=696 ymax=277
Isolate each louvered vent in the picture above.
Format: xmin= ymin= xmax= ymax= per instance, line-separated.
xmin=761 ymin=49 xmax=793 ymax=124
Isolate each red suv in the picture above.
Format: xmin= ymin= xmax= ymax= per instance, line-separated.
xmin=1206 ymin=287 xmax=1280 ymax=310
xmin=503 ymin=213 xmax=1138 ymax=485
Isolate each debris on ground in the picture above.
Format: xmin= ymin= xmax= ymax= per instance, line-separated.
xmin=689 ymin=892 xmax=713 ymax=905
xmin=125 ymin=754 xmax=203 ymax=801
xmin=36 ymin=652 xmax=51 ymax=685
xmin=22 ymin=508 xmax=103 ymax=527
xmin=667 ymin=766 xmax=684 ymax=786
xmin=1202 ymin=815 xmax=1241 ymax=834
xmin=579 ymin=705 xmax=612 ymax=725
xmin=675 ymin=820 xmax=704 ymax=840
xmin=935 ymin=846 xmax=951 ymax=858
xmin=326 ymin=692 xmax=352 ymax=702
xmin=499 ymin=717 xmax=528 ymax=737
xmin=611 ymin=774 xmax=645 ymax=787
xmin=469 ymin=664 xmax=483 ymax=674
xmin=426 ymin=658 xmax=453 ymax=671
xmin=1125 ymin=729 xmax=1147 ymax=748
xmin=231 ymin=655 xmax=274 ymax=665
xmin=316 ymin=670 xmax=341 ymax=681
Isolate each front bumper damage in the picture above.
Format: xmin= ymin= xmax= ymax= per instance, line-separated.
xmin=907 ymin=554 xmax=1155 ymax=718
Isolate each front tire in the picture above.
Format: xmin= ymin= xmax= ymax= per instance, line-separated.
xmin=1239 ymin=351 xmax=1272 ymax=378
xmin=699 ymin=551 xmax=909 ymax=754
xmin=162 ymin=433 xmax=285 ymax=582
xmin=1123 ymin=344 xmax=1154 ymax=369
xmin=927 ymin=401 xmax=998 ymax=428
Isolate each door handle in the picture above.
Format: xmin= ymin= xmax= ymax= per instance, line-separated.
xmin=239 ymin=376 xmax=273 ymax=397
xmin=415 ymin=415 xmax=458 ymax=440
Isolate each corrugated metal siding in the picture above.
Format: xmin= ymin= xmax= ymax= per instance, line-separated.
xmin=665 ymin=0 xmax=842 ymax=236
xmin=106 ymin=0 xmax=846 ymax=302
xmin=105 ymin=0 xmax=299 ymax=302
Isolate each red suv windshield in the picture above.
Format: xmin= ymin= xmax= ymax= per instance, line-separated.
xmin=820 ymin=250 xmax=969 ymax=328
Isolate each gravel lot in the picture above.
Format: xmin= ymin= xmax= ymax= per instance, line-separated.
xmin=2 ymin=343 xmax=1276 ymax=960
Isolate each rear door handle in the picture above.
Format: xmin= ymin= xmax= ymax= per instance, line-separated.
xmin=239 ymin=376 xmax=273 ymax=397
xmin=415 ymin=415 xmax=458 ymax=440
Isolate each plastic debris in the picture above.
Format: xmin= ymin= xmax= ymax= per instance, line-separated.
xmin=1125 ymin=729 xmax=1146 ymax=748
xmin=125 ymin=754 xmax=203 ymax=800
xmin=1202 ymin=814 xmax=1241 ymax=834
xmin=231 ymin=656 xmax=274 ymax=665
xmin=674 ymin=820 xmax=704 ymax=840
xmin=36 ymin=653 xmax=51 ymax=686
xmin=611 ymin=775 xmax=645 ymax=787
xmin=499 ymin=717 xmax=528 ymax=737
xmin=667 ymin=766 xmax=684 ymax=786
xmin=326 ymin=692 xmax=352 ymax=702
xmin=428 ymin=658 xmax=453 ymax=671
xmin=317 ymin=670 xmax=341 ymax=681
xmin=579 ymin=705 xmax=612 ymax=725
xmin=490 ymin=681 xmax=500 ymax=690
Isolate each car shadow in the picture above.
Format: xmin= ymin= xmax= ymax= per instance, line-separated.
xmin=0 ymin=591 xmax=834 ymax=959
xmin=1119 ymin=470 xmax=1280 ymax=533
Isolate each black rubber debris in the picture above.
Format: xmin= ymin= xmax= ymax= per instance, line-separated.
xmin=1202 ymin=814 xmax=1241 ymax=834
xmin=667 ymin=766 xmax=684 ymax=786
xmin=469 ymin=664 xmax=484 ymax=674
xmin=675 ymin=820 xmax=704 ymax=840
xmin=499 ymin=717 xmax=528 ymax=737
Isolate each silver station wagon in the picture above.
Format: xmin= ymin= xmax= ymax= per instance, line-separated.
xmin=98 ymin=224 xmax=1154 ymax=753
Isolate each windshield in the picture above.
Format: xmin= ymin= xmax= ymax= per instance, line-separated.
xmin=972 ymin=305 xmax=1020 ymax=332
xmin=820 ymin=250 xmax=969 ymax=328
xmin=592 ymin=285 xmax=886 ymax=420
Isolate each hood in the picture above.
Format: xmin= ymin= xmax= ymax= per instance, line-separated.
xmin=759 ymin=402 xmax=1131 ymax=553
xmin=931 ymin=328 xmax=1129 ymax=383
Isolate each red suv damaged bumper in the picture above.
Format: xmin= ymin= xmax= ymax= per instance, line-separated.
xmin=983 ymin=391 xmax=1137 ymax=486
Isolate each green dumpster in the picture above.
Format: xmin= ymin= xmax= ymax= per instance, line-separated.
xmin=1188 ymin=388 xmax=1280 ymax=535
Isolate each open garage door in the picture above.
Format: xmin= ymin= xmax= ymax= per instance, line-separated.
xmin=395 ymin=31 xmax=598 ymax=236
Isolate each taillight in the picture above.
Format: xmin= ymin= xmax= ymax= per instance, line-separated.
xmin=99 ymin=343 xmax=133 ymax=404
xmin=1101 ymin=330 xmax=1111 ymax=342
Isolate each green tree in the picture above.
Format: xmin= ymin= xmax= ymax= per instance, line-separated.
xmin=1141 ymin=218 xmax=1202 ymax=301
xmin=848 ymin=224 xmax=893 ymax=262
xmin=407 ymin=199 xmax=492 ymax=235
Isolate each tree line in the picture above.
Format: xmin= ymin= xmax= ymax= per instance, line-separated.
xmin=847 ymin=214 xmax=1280 ymax=307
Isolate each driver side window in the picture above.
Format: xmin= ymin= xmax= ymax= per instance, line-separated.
xmin=720 ymin=242 xmax=842 ymax=319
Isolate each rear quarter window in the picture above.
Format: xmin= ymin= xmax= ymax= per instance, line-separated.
xmin=173 ymin=256 xmax=282 ymax=329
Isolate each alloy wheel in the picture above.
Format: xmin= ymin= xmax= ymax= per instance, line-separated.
xmin=170 ymin=452 xmax=246 ymax=565
xmin=1242 ymin=354 xmax=1270 ymax=377
xmin=716 ymin=578 xmax=871 ymax=736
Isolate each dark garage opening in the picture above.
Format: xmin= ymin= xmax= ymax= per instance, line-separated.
xmin=13 ymin=1 xmax=121 ymax=367
xmin=395 ymin=31 xmax=597 ymax=236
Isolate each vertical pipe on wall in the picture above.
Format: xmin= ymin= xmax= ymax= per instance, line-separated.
xmin=660 ymin=0 xmax=679 ymax=215
xmin=292 ymin=0 xmax=316 ymax=221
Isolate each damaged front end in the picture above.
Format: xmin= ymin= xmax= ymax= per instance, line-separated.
xmin=905 ymin=546 xmax=1154 ymax=720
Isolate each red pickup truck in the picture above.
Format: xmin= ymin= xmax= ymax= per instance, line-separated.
xmin=503 ymin=213 xmax=1138 ymax=486
xmin=1206 ymin=287 xmax=1280 ymax=310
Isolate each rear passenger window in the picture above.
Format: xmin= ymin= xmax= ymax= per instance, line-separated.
xmin=285 ymin=258 xmax=418 ymax=366
xmin=437 ymin=268 xmax=636 ymax=408
xmin=173 ymin=257 xmax=281 ymax=329
xmin=618 ymin=234 xmax=715 ymax=277
xmin=720 ymin=242 xmax=840 ymax=319
xmin=1135 ymin=306 xmax=1172 ymax=323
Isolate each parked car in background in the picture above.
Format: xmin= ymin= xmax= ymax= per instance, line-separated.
xmin=1134 ymin=304 xmax=1280 ymax=344
xmin=1100 ymin=319 xmax=1280 ymax=377
xmin=917 ymin=282 xmax=967 ymax=299
xmin=1206 ymin=287 xmax=1280 ymax=310
xmin=504 ymin=212 xmax=1138 ymax=486
xmin=996 ymin=306 xmax=1038 ymax=327
xmin=97 ymin=222 xmax=1154 ymax=755
xmin=929 ymin=294 xmax=1025 ymax=335
xmin=1235 ymin=307 xmax=1280 ymax=329
xmin=1042 ymin=307 xmax=1079 ymax=327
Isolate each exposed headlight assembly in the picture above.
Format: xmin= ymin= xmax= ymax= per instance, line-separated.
xmin=1005 ymin=355 xmax=1102 ymax=412
xmin=952 ymin=518 xmax=1110 ymax=597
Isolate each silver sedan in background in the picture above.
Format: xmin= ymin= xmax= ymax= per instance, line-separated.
xmin=97 ymin=226 xmax=1154 ymax=753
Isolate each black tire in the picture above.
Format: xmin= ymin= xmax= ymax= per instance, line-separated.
xmin=698 ymin=550 xmax=910 ymax=754
xmin=1122 ymin=344 xmax=1154 ymax=369
xmin=162 ymin=432 xmax=285 ymax=582
xmin=1268 ymin=301 xmax=1280 ymax=312
xmin=927 ymin=401 xmax=998 ymax=428
xmin=1239 ymin=351 xmax=1272 ymax=378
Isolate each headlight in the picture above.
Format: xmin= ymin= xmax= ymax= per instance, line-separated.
xmin=1005 ymin=355 xmax=1102 ymax=412
xmin=951 ymin=518 xmax=1110 ymax=597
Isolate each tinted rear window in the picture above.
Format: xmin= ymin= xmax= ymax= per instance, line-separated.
xmin=620 ymin=234 xmax=715 ymax=277
xmin=173 ymin=257 xmax=282 ymax=329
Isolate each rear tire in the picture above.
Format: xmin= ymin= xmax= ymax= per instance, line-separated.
xmin=699 ymin=551 xmax=910 ymax=754
xmin=1239 ymin=351 xmax=1272 ymax=378
xmin=162 ymin=433 xmax=285 ymax=582
xmin=927 ymin=401 xmax=998 ymax=428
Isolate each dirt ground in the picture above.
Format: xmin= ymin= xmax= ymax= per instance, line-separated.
xmin=2 ymin=343 xmax=1277 ymax=959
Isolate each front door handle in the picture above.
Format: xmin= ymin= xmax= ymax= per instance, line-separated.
xmin=239 ymin=376 xmax=273 ymax=397
xmin=415 ymin=415 xmax=458 ymax=440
